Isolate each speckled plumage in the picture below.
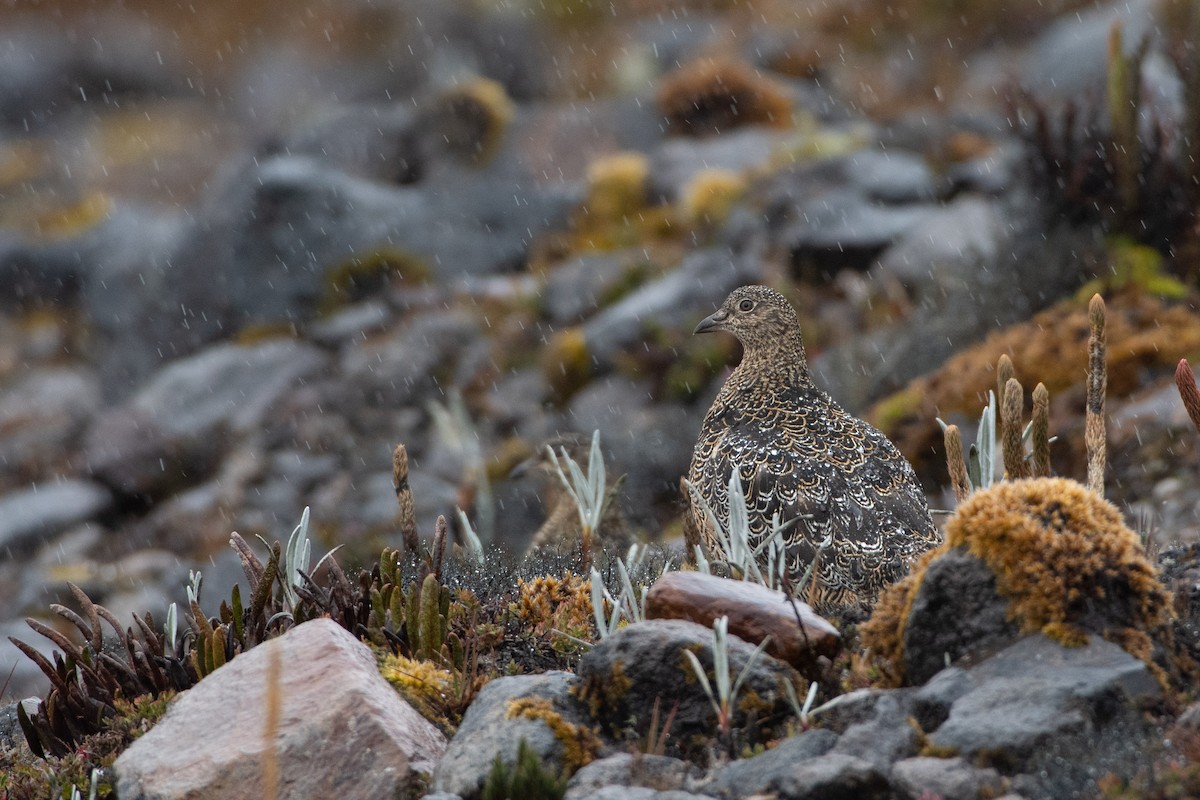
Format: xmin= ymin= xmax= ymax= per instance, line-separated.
xmin=686 ymin=285 xmax=938 ymax=615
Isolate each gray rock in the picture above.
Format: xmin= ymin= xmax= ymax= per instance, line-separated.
xmin=910 ymin=667 xmax=974 ymax=733
xmin=565 ymin=753 xmax=701 ymax=799
xmin=781 ymin=187 xmax=938 ymax=278
xmin=703 ymin=729 xmax=839 ymax=797
xmin=0 ymin=480 xmax=113 ymax=553
xmin=830 ymin=690 xmax=920 ymax=772
xmin=563 ymin=378 xmax=702 ymax=530
xmin=575 ymin=619 xmax=799 ymax=762
xmin=341 ymin=309 xmax=480 ymax=409
xmin=284 ymin=103 xmax=422 ymax=184
xmin=708 ymin=750 xmax=888 ymax=800
xmin=890 ymin=756 xmax=1006 ymax=800
xmin=433 ymin=671 xmax=595 ymax=799
xmin=873 ymin=196 xmax=1006 ymax=289
xmin=573 ymin=790 xmax=713 ymax=800
xmin=84 ymin=340 xmax=327 ymax=498
xmin=648 ymin=129 xmax=786 ymax=202
xmin=115 ymin=618 xmax=444 ymax=800
xmin=542 ymin=251 xmax=651 ymax=325
xmin=582 ymin=248 xmax=758 ymax=367
xmin=927 ymin=634 xmax=1162 ymax=795
xmin=0 ymin=367 xmax=100 ymax=486
xmin=810 ymin=688 xmax=897 ymax=733
xmin=0 ymin=698 xmax=39 ymax=750
xmin=846 ymin=149 xmax=937 ymax=204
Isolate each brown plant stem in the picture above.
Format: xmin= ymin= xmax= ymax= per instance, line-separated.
xmin=1086 ymin=294 xmax=1107 ymax=495
xmin=1031 ymin=383 xmax=1051 ymax=478
xmin=1175 ymin=359 xmax=1200 ymax=433
xmin=1001 ymin=377 xmax=1028 ymax=480
xmin=944 ymin=424 xmax=971 ymax=502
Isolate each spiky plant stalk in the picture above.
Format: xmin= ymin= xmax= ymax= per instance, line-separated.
xmin=1001 ymin=377 xmax=1028 ymax=480
xmin=392 ymin=443 xmax=419 ymax=553
xmin=1086 ymin=294 xmax=1108 ymax=495
xmin=943 ymin=424 xmax=971 ymax=503
xmin=1031 ymin=382 xmax=1051 ymax=477
xmin=996 ymin=354 xmax=1014 ymax=405
xmin=1176 ymin=359 xmax=1200 ymax=433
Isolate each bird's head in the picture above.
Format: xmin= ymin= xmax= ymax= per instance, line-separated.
xmin=694 ymin=285 xmax=801 ymax=350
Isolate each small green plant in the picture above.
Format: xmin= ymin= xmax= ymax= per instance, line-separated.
xmin=547 ymin=430 xmax=608 ymax=571
xmin=481 ymin=738 xmax=567 ymax=800
xmin=682 ymin=616 xmax=772 ymax=737
xmin=684 ymin=472 xmax=816 ymax=595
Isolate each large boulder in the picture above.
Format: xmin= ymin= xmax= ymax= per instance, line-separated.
xmin=115 ymin=618 xmax=445 ymax=800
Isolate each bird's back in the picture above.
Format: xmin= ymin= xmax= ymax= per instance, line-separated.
xmin=689 ymin=376 xmax=937 ymax=614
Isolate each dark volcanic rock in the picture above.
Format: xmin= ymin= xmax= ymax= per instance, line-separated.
xmin=564 ymin=753 xmax=701 ymax=799
xmin=576 ymin=619 xmax=799 ymax=762
xmin=708 ymin=749 xmax=888 ymax=800
xmin=901 ymin=548 xmax=1020 ymax=686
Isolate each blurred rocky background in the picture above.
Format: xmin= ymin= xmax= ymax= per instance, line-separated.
xmin=2 ymin=0 xmax=1199 ymax=699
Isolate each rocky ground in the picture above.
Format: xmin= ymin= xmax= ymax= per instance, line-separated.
xmin=2 ymin=0 xmax=1200 ymax=797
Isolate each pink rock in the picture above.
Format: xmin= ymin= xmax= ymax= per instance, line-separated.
xmin=646 ymin=571 xmax=840 ymax=673
xmin=115 ymin=617 xmax=445 ymax=800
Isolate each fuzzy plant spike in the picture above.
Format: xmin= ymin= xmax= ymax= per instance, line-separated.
xmin=1031 ymin=382 xmax=1051 ymax=478
xmin=1001 ymin=377 xmax=1029 ymax=480
xmin=393 ymin=443 xmax=419 ymax=553
xmin=943 ymin=424 xmax=971 ymax=503
xmin=1086 ymin=294 xmax=1107 ymax=495
xmin=1175 ymin=358 xmax=1200 ymax=433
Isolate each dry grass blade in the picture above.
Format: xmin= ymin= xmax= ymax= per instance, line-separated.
xmin=9 ymin=636 xmax=67 ymax=693
xmin=1086 ymin=294 xmax=1108 ymax=495
xmin=230 ymin=531 xmax=266 ymax=596
xmin=1001 ymin=377 xmax=1028 ymax=480
xmin=944 ymin=424 xmax=971 ymax=503
xmin=1175 ymin=358 xmax=1200 ymax=432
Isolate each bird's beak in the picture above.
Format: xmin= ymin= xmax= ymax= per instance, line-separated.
xmin=694 ymin=310 xmax=726 ymax=335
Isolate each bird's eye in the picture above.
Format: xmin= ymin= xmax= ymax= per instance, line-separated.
xmin=738 ymin=299 xmax=754 ymax=312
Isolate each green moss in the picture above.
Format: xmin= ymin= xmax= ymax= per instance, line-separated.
xmin=482 ymin=738 xmax=568 ymax=800
xmin=541 ymin=327 xmax=592 ymax=403
xmin=321 ymin=248 xmax=430 ymax=314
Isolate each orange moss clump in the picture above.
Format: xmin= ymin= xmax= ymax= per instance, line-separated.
xmin=863 ymin=478 xmax=1172 ymax=686
xmin=514 ymin=572 xmax=594 ymax=640
xmin=945 ymin=477 xmax=1168 ymax=644
xmin=871 ymin=291 xmax=1200 ymax=470
xmin=657 ymin=58 xmax=792 ymax=137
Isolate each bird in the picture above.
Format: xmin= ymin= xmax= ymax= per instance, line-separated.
xmin=513 ymin=433 xmax=632 ymax=560
xmin=685 ymin=285 xmax=938 ymax=617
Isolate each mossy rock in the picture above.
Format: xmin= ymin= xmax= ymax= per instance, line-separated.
xmin=574 ymin=619 xmax=799 ymax=763
xmin=863 ymin=478 xmax=1173 ymax=688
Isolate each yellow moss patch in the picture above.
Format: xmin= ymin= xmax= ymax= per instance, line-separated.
xmin=541 ymin=326 xmax=592 ymax=402
xmin=864 ymin=478 xmax=1172 ymax=687
xmin=380 ymin=653 xmax=455 ymax=723
xmin=678 ymin=168 xmax=746 ymax=229
xmin=584 ymin=152 xmax=649 ymax=224
xmin=506 ymin=696 xmax=601 ymax=773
